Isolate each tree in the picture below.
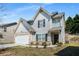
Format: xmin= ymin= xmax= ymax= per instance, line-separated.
xmin=65 ymin=16 xmax=73 ymax=33
xmin=70 ymin=14 xmax=79 ymax=34
xmin=65 ymin=14 xmax=79 ymax=34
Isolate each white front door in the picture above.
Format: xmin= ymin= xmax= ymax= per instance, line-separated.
xmin=15 ymin=35 xmax=29 ymax=45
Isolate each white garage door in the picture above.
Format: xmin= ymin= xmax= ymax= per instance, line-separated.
xmin=15 ymin=35 xmax=29 ymax=45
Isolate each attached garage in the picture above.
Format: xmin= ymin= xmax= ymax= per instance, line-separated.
xmin=15 ymin=35 xmax=30 ymax=45
xmin=14 ymin=19 xmax=35 ymax=45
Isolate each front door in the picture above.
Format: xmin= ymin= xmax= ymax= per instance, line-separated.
xmin=51 ymin=33 xmax=59 ymax=45
xmin=54 ymin=34 xmax=59 ymax=44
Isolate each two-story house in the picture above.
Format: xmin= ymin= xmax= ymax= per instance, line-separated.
xmin=14 ymin=7 xmax=65 ymax=45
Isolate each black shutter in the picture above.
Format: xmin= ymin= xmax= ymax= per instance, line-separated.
xmin=36 ymin=34 xmax=38 ymax=41
xmin=45 ymin=34 xmax=47 ymax=41
xmin=38 ymin=21 xmax=40 ymax=28
xmin=43 ymin=19 xmax=45 ymax=27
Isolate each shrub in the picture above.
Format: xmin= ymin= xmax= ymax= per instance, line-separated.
xmin=30 ymin=42 xmax=34 ymax=45
xmin=30 ymin=41 xmax=37 ymax=45
xmin=46 ymin=41 xmax=52 ymax=46
xmin=42 ymin=42 xmax=47 ymax=48
xmin=36 ymin=41 xmax=39 ymax=48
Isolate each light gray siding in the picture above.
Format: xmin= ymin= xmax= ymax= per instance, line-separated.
xmin=32 ymin=12 xmax=51 ymax=34
xmin=32 ymin=12 xmax=65 ymax=44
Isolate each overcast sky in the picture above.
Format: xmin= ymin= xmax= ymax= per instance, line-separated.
xmin=0 ymin=3 xmax=79 ymax=24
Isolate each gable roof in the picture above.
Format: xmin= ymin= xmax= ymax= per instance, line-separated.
xmin=32 ymin=7 xmax=51 ymax=20
xmin=0 ymin=22 xmax=17 ymax=28
xmin=15 ymin=8 xmax=64 ymax=34
xmin=27 ymin=20 xmax=34 ymax=25
xmin=32 ymin=7 xmax=63 ymax=21
xmin=52 ymin=13 xmax=64 ymax=19
xmin=15 ymin=18 xmax=35 ymax=34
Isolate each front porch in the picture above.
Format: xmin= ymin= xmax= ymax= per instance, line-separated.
xmin=48 ymin=27 xmax=61 ymax=45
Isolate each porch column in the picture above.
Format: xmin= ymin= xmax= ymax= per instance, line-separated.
xmin=59 ymin=30 xmax=65 ymax=44
xmin=59 ymin=32 xmax=61 ymax=43
xmin=47 ymin=33 xmax=51 ymax=42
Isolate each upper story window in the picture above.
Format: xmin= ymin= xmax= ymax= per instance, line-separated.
xmin=52 ymin=19 xmax=60 ymax=23
xmin=38 ymin=19 xmax=45 ymax=28
xmin=52 ymin=19 xmax=61 ymax=27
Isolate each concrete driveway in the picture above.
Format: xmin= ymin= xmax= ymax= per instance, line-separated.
xmin=0 ymin=44 xmax=18 ymax=49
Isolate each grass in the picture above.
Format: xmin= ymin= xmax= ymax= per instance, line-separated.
xmin=0 ymin=42 xmax=79 ymax=56
xmin=0 ymin=46 xmax=66 ymax=56
xmin=0 ymin=43 xmax=79 ymax=56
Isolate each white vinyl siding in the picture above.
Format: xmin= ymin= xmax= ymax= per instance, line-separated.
xmin=16 ymin=23 xmax=29 ymax=34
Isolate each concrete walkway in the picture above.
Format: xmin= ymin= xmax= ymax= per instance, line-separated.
xmin=22 ymin=45 xmax=57 ymax=48
xmin=0 ymin=44 xmax=57 ymax=49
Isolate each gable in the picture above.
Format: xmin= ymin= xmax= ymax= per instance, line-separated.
xmin=36 ymin=12 xmax=50 ymax=20
xmin=16 ymin=22 xmax=29 ymax=33
xmin=33 ymin=7 xmax=51 ymax=21
xmin=33 ymin=12 xmax=50 ymax=27
xmin=32 ymin=11 xmax=51 ymax=33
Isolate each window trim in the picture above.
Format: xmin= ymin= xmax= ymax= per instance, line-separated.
xmin=38 ymin=19 xmax=45 ymax=28
xmin=36 ymin=34 xmax=47 ymax=41
xmin=52 ymin=19 xmax=60 ymax=23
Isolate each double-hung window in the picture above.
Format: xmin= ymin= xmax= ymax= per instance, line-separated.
xmin=38 ymin=19 xmax=45 ymax=28
xmin=38 ymin=34 xmax=41 ymax=41
xmin=42 ymin=34 xmax=45 ymax=41
xmin=52 ymin=19 xmax=60 ymax=23
xmin=52 ymin=19 xmax=60 ymax=27
xmin=36 ymin=34 xmax=47 ymax=41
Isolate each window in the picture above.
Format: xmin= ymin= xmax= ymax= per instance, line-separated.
xmin=52 ymin=19 xmax=60 ymax=27
xmin=4 ymin=27 xmax=7 ymax=32
xmin=38 ymin=19 xmax=45 ymax=28
xmin=36 ymin=34 xmax=47 ymax=41
xmin=36 ymin=34 xmax=41 ymax=41
xmin=38 ymin=34 xmax=41 ymax=41
xmin=42 ymin=34 xmax=45 ymax=41
xmin=52 ymin=19 xmax=60 ymax=23
xmin=38 ymin=20 xmax=43 ymax=28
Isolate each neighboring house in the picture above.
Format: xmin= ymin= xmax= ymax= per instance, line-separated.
xmin=14 ymin=7 xmax=65 ymax=45
xmin=0 ymin=22 xmax=17 ymax=43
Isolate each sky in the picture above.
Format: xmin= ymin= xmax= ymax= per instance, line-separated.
xmin=0 ymin=3 xmax=79 ymax=24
